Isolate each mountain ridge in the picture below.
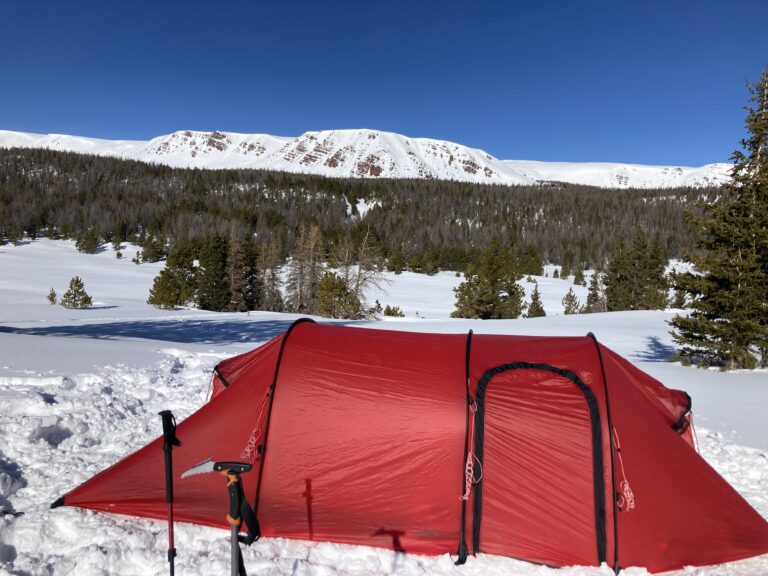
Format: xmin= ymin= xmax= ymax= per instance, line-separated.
xmin=0 ymin=128 xmax=731 ymax=189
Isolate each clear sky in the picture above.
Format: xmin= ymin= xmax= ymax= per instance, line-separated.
xmin=1 ymin=0 xmax=766 ymax=165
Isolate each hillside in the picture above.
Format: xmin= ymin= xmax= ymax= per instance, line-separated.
xmin=0 ymin=128 xmax=731 ymax=189
xmin=0 ymin=147 xmax=723 ymax=268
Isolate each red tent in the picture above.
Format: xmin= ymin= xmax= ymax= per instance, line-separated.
xmin=55 ymin=320 xmax=768 ymax=573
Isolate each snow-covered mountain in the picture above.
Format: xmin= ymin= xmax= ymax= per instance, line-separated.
xmin=0 ymin=128 xmax=731 ymax=188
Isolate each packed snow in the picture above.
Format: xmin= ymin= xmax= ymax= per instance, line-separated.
xmin=0 ymin=240 xmax=766 ymax=575
xmin=0 ymin=129 xmax=731 ymax=189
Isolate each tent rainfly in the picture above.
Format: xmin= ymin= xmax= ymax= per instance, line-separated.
xmin=53 ymin=320 xmax=768 ymax=573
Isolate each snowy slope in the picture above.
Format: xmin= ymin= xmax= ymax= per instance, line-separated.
xmin=503 ymin=159 xmax=731 ymax=189
xmin=0 ymin=240 xmax=766 ymax=575
xmin=0 ymin=128 xmax=731 ymax=188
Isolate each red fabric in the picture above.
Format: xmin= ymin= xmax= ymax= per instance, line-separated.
xmin=478 ymin=369 xmax=598 ymax=566
xmin=600 ymin=345 xmax=768 ymax=572
xmin=61 ymin=323 xmax=768 ymax=572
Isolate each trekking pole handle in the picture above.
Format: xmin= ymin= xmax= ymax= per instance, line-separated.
xmin=159 ymin=410 xmax=181 ymax=450
xmin=158 ymin=410 xmax=180 ymax=576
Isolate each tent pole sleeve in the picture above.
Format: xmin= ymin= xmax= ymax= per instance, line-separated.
xmin=252 ymin=318 xmax=316 ymax=516
xmin=455 ymin=329 xmax=473 ymax=565
xmin=588 ymin=332 xmax=620 ymax=574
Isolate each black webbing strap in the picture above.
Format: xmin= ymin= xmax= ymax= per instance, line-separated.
xmin=672 ymin=392 xmax=692 ymax=433
xmin=236 ymin=546 xmax=248 ymax=576
xmin=234 ymin=481 xmax=261 ymax=576
xmin=239 ymin=493 xmax=261 ymax=545
xmin=214 ymin=365 xmax=231 ymax=388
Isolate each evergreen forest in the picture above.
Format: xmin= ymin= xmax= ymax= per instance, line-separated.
xmin=0 ymin=147 xmax=722 ymax=271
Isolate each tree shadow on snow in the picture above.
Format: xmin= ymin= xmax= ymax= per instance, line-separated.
xmin=633 ymin=336 xmax=678 ymax=363
xmin=0 ymin=318 xmax=332 ymax=345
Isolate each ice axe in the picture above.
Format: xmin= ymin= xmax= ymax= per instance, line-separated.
xmin=182 ymin=458 xmax=260 ymax=576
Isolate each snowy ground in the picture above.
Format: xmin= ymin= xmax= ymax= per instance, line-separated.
xmin=0 ymin=240 xmax=766 ymax=575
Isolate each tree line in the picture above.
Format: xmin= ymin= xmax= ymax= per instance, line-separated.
xmin=450 ymin=229 xmax=670 ymax=320
xmin=0 ymin=147 xmax=721 ymax=273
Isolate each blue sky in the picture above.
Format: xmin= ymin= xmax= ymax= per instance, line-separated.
xmin=1 ymin=1 xmax=766 ymax=165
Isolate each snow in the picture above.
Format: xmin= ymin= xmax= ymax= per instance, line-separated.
xmin=0 ymin=239 xmax=766 ymax=575
xmin=502 ymin=159 xmax=731 ymax=189
xmin=0 ymin=129 xmax=731 ymax=189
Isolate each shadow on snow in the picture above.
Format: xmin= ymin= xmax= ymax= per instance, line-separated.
xmin=633 ymin=335 xmax=677 ymax=363
xmin=0 ymin=318 xmax=315 ymax=345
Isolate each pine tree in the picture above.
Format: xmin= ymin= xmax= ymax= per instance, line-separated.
xmin=196 ymin=235 xmax=230 ymax=311
xmin=383 ymin=304 xmax=405 ymax=317
xmin=286 ymin=225 xmax=323 ymax=314
xmin=518 ymin=245 xmax=544 ymax=276
xmin=407 ymin=253 xmax=424 ymax=273
xmin=605 ymin=229 xmax=669 ymax=311
xmin=147 ymin=239 xmax=198 ymax=309
xmin=317 ymin=272 xmax=359 ymax=319
xmin=226 ymin=234 xmax=248 ymax=312
xmin=140 ymin=234 xmax=167 ymax=263
xmin=47 ymin=287 xmax=57 ymax=306
xmin=642 ymin=234 xmax=669 ymax=309
xmin=147 ymin=268 xmax=184 ymax=310
xmin=242 ymin=238 xmax=263 ymax=311
xmin=6 ymin=224 xmax=22 ymax=245
xmin=670 ymin=68 xmax=768 ymax=369
xmin=258 ymin=241 xmax=284 ymax=312
xmin=604 ymin=239 xmax=633 ymax=311
xmin=562 ymin=287 xmax=581 ymax=315
xmin=671 ymin=286 xmax=686 ymax=309
xmin=573 ymin=267 xmax=585 ymax=286
xmin=452 ymin=238 xmax=525 ymax=319
xmin=75 ymin=229 xmax=100 ymax=254
xmin=584 ymin=270 xmax=607 ymax=313
xmin=387 ymin=249 xmax=406 ymax=274
xmin=526 ymin=282 xmax=546 ymax=317
xmin=451 ymin=271 xmax=499 ymax=319
xmin=60 ymin=276 xmax=92 ymax=309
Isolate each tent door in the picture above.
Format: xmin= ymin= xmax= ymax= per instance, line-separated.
xmin=472 ymin=363 xmax=605 ymax=567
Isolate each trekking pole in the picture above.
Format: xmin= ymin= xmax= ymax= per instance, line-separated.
xmin=159 ymin=410 xmax=181 ymax=576
xmin=182 ymin=459 xmax=254 ymax=576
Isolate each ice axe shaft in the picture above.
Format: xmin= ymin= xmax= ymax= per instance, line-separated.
xmin=159 ymin=410 xmax=181 ymax=576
